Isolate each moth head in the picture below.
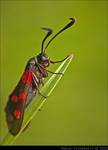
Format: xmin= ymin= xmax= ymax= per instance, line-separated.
xmin=37 ymin=53 xmax=50 ymax=67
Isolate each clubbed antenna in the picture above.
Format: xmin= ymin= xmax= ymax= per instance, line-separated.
xmin=44 ymin=18 xmax=76 ymax=52
xmin=41 ymin=28 xmax=52 ymax=53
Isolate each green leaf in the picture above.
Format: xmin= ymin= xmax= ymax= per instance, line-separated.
xmin=1 ymin=54 xmax=74 ymax=145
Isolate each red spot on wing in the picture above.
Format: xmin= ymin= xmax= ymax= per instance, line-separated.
xmin=13 ymin=109 xmax=21 ymax=119
xmin=19 ymin=93 xmax=27 ymax=101
xmin=22 ymin=70 xmax=32 ymax=84
xmin=11 ymin=95 xmax=18 ymax=103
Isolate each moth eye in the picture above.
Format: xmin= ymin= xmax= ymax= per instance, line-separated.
xmin=13 ymin=109 xmax=21 ymax=119
xmin=42 ymin=56 xmax=46 ymax=61
xmin=41 ymin=55 xmax=49 ymax=62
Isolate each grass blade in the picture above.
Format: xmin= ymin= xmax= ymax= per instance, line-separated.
xmin=1 ymin=54 xmax=74 ymax=145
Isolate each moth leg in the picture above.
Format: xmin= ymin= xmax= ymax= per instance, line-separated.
xmin=39 ymin=74 xmax=44 ymax=86
xmin=32 ymin=73 xmax=47 ymax=99
xmin=50 ymin=55 xmax=69 ymax=64
xmin=47 ymin=70 xmax=63 ymax=75
xmin=38 ymin=90 xmax=47 ymax=99
xmin=38 ymin=63 xmax=63 ymax=75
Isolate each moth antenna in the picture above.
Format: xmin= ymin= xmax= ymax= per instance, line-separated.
xmin=41 ymin=28 xmax=52 ymax=53
xmin=44 ymin=18 xmax=76 ymax=52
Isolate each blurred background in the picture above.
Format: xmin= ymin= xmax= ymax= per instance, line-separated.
xmin=0 ymin=0 xmax=107 ymax=145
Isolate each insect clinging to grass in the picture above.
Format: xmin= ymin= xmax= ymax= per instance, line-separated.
xmin=5 ymin=17 xmax=76 ymax=136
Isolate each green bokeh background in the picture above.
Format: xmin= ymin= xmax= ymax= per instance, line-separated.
xmin=0 ymin=0 xmax=107 ymax=145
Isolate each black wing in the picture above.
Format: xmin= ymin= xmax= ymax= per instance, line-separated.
xmin=5 ymin=71 xmax=32 ymax=136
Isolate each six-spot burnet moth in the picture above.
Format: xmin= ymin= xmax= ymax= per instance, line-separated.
xmin=5 ymin=17 xmax=76 ymax=136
